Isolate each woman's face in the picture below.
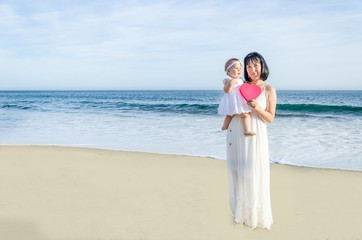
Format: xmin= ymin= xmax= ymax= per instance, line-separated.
xmin=227 ymin=62 xmax=242 ymax=79
xmin=246 ymin=59 xmax=261 ymax=81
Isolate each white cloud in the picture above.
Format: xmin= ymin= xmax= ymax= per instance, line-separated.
xmin=0 ymin=0 xmax=361 ymax=90
xmin=0 ymin=4 xmax=21 ymax=27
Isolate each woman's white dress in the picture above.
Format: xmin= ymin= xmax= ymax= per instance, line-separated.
xmin=218 ymin=78 xmax=250 ymax=116
xmin=226 ymin=84 xmax=273 ymax=230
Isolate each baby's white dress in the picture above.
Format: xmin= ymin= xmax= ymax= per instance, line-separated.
xmin=218 ymin=78 xmax=250 ymax=116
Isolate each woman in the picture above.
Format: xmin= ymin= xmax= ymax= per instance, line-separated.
xmin=226 ymin=52 xmax=277 ymax=230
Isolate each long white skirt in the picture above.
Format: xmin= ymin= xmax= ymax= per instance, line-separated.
xmin=226 ymin=114 xmax=273 ymax=230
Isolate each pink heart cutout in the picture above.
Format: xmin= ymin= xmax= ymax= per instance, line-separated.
xmin=239 ymin=83 xmax=262 ymax=101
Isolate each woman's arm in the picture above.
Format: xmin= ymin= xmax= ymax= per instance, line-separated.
xmin=223 ymin=78 xmax=239 ymax=93
xmin=248 ymin=85 xmax=277 ymax=123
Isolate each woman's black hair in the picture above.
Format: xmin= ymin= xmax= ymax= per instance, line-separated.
xmin=243 ymin=52 xmax=269 ymax=82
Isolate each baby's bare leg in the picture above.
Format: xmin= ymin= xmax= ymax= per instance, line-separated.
xmin=222 ymin=115 xmax=233 ymax=130
xmin=240 ymin=113 xmax=256 ymax=136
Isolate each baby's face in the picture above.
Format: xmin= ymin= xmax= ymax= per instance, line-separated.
xmin=227 ymin=62 xmax=242 ymax=79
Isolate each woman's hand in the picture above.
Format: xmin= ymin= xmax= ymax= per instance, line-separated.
xmin=247 ymin=99 xmax=259 ymax=109
xmin=248 ymin=85 xmax=277 ymax=123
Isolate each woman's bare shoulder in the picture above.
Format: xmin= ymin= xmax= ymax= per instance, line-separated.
xmin=265 ymin=83 xmax=275 ymax=92
xmin=265 ymin=83 xmax=277 ymax=101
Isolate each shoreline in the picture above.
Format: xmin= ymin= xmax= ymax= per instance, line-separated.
xmin=0 ymin=145 xmax=361 ymax=239
xmin=1 ymin=144 xmax=361 ymax=173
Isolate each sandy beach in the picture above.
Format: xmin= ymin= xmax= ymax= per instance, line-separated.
xmin=0 ymin=145 xmax=361 ymax=240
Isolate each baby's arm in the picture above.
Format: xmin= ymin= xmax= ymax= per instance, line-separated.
xmin=223 ymin=78 xmax=239 ymax=93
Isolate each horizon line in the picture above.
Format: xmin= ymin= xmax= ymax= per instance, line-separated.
xmin=0 ymin=89 xmax=361 ymax=91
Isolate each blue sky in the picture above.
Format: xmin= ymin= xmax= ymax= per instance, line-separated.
xmin=0 ymin=0 xmax=361 ymax=90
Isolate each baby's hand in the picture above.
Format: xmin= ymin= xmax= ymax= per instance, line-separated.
xmin=229 ymin=78 xmax=239 ymax=86
xmin=224 ymin=78 xmax=239 ymax=93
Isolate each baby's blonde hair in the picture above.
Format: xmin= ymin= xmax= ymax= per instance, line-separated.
xmin=224 ymin=58 xmax=241 ymax=71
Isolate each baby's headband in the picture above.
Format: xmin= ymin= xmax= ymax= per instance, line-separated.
xmin=225 ymin=61 xmax=241 ymax=71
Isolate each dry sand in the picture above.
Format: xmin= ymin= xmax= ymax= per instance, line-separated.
xmin=0 ymin=145 xmax=361 ymax=240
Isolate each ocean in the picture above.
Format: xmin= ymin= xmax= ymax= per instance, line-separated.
xmin=0 ymin=90 xmax=361 ymax=171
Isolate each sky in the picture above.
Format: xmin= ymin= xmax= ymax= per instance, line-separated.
xmin=0 ymin=0 xmax=361 ymax=90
